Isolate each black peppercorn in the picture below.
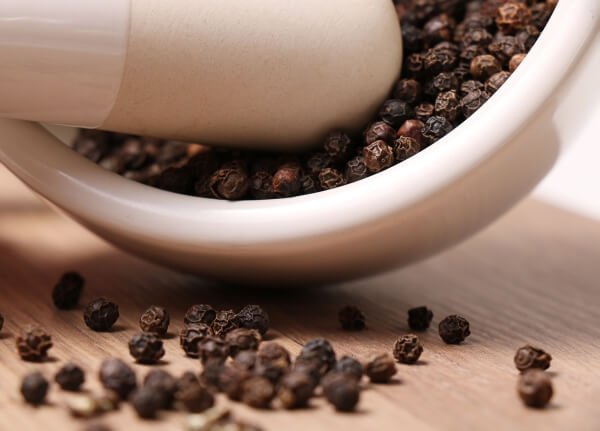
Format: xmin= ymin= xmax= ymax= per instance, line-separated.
xmin=277 ymin=370 xmax=315 ymax=409
xmin=176 ymin=381 xmax=215 ymax=413
xmin=431 ymin=71 xmax=459 ymax=93
xmin=99 ymin=358 xmax=137 ymax=399
xmin=318 ymin=168 xmax=346 ymax=190
xmin=338 ymin=305 xmax=366 ymax=331
xmin=415 ymin=103 xmax=435 ymax=122
xmin=184 ymin=304 xmax=217 ymax=326
xmin=177 ymin=370 xmax=201 ymax=393
xmin=460 ymin=89 xmax=490 ymax=118
xmin=255 ymin=342 xmax=291 ymax=384
xmin=129 ymin=332 xmax=165 ymax=364
xmin=496 ymin=2 xmax=531 ymax=34
xmin=462 ymin=28 xmax=493 ymax=47
xmin=143 ymin=369 xmax=178 ymax=409
xmin=305 ymin=152 xmax=333 ymax=176
xmin=55 ymin=362 xmax=85 ymax=391
xmin=422 ymin=115 xmax=453 ymax=144
xmin=298 ymin=338 xmax=336 ymax=376
xmin=405 ymin=53 xmax=426 ymax=77
xmin=435 ymin=90 xmax=461 ymax=123
xmin=225 ymin=328 xmax=261 ymax=357
xmin=20 ymin=372 xmax=49 ymax=405
xmin=470 ymin=54 xmax=502 ymax=80
xmin=180 ymin=324 xmax=212 ymax=358
xmin=364 ymin=353 xmax=397 ymax=383
xmin=459 ymin=44 xmax=487 ymax=64
xmin=233 ymin=350 xmax=258 ymax=371
xmin=209 ymin=167 xmax=249 ymax=200
xmin=509 ymin=53 xmax=526 ymax=72
xmin=139 ymin=305 xmax=170 ymax=336
xmin=345 ymin=156 xmax=369 ymax=183
xmin=130 ymin=387 xmax=162 ymax=419
xmin=211 ymin=309 xmax=240 ymax=338
xmin=423 ymin=46 xmax=458 ymax=75
xmin=488 ymin=35 xmax=525 ymax=65
xmin=323 ymin=131 xmax=352 ymax=162
xmin=460 ymin=79 xmax=484 ymax=96
xmin=364 ymin=121 xmax=396 ymax=145
xmin=423 ymin=13 xmax=455 ymax=46
xmin=518 ymin=370 xmax=553 ymax=408
xmin=153 ymin=166 xmax=194 ymax=194
xmin=397 ymin=119 xmax=425 ymax=146
xmin=322 ymin=373 xmax=360 ymax=412
xmin=16 ymin=327 xmax=53 ymax=361
xmin=393 ymin=79 xmax=422 ymax=104
xmin=332 ymin=356 xmax=363 ymax=382
xmin=241 ymin=376 xmax=275 ymax=409
xmin=300 ymin=175 xmax=318 ymax=194
xmin=52 ymin=271 xmax=84 ymax=310
xmin=83 ymin=298 xmax=119 ymax=332
xmin=393 ymin=136 xmax=421 ymax=162
xmin=236 ymin=304 xmax=270 ymax=336
xmin=379 ymin=100 xmax=415 ymax=127
xmin=362 ymin=140 xmax=394 ymax=173
xmin=198 ymin=335 xmax=230 ymax=364
xmin=272 ymin=163 xmax=303 ymax=197
xmin=438 ymin=315 xmax=471 ymax=344
xmin=401 ymin=22 xmax=424 ymax=53
xmin=393 ymin=334 xmax=424 ymax=364
xmin=217 ymin=364 xmax=250 ymax=401
xmin=485 ymin=71 xmax=511 ymax=94
xmin=514 ymin=345 xmax=552 ymax=372
xmin=408 ymin=306 xmax=434 ymax=331
xmin=250 ymin=171 xmax=275 ymax=199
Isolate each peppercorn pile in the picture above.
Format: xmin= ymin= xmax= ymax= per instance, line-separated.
xmin=71 ymin=0 xmax=555 ymax=201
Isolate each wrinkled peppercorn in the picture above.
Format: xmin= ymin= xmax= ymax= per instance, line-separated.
xmin=55 ymin=363 xmax=85 ymax=391
xmin=393 ymin=334 xmax=424 ymax=364
xmin=518 ymin=370 xmax=553 ymax=408
xmin=277 ymin=370 xmax=315 ymax=409
xmin=21 ymin=372 xmax=49 ymax=405
xmin=250 ymin=171 xmax=275 ymax=199
xmin=439 ymin=315 xmax=471 ymax=344
xmin=241 ymin=376 xmax=275 ymax=409
xmin=423 ymin=45 xmax=458 ymax=74
xmin=408 ymin=306 xmax=434 ymax=331
xmin=485 ymin=71 xmax=511 ymax=94
xmin=129 ymin=332 xmax=165 ymax=364
xmin=184 ymin=304 xmax=217 ymax=326
xmin=84 ymin=298 xmax=119 ymax=332
xmin=397 ymin=119 xmax=425 ymax=146
xmin=130 ymin=387 xmax=162 ymax=419
xmin=16 ymin=327 xmax=53 ymax=361
xmin=422 ymin=115 xmax=453 ymax=144
xmin=470 ymin=54 xmax=502 ymax=80
xmin=209 ymin=167 xmax=249 ymax=200
xmin=99 ymin=358 xmax=137 ymax=399
xmin=365 ymin=353 xmax=397 ymax=383
xmin=514 ymin=345 xmax=552 ymax=372
xmin=379 ymin=100 xmax=415 ymax=127
xmin=217 ymin=363 xmax=251 ymax=400
xmin=305 ymin=152 xmax=333 ymax=177
xmin=460 ymin=79 xmax=484 ymax=95
xmin=461 ymin=89 xmax=490 ymax=118
xmin=225 ymin=328 xmax=261 ymax=357
xmin=255 ymin=342 xmax=291 ymax=384
xmin=323 ymin=132 xmax=351 ymax=162
xmin=139 ymin=305 xmax=170 ymax=336
xmin=52 ymin=271 xmax=84 ymax=310
xmin=488 ymin=35 xmax=525 ymax=65
xmin=233 ymin=350 xmax=258 ymax=371
xmin=144 ymin=369 xmax=178 ymax=409
xmin=363 ymin=140 xmax=394 ymax=173
xmin=318 ymin=168 xmax=346 ymax=190
xmin=198 ymin=335 xmax=230 ymax=364
xmin=272 ymin=163 xmax=302 ymax=198
xmin=496 ymin=2 xmax=531 ymax=34
xmin=509 ymin=53 xmax=526 ymax=72
xmin=332 ymin=356 xmax=363 ymax=382
xmin=180 ymin=324 xmax=212 ymax=358
xmin=415 ymin=103 xmax=435 ymax=121
xmin=338 ymin=305 xmax=366 ymax=331
xmin=432 ymin=71 xmax=459 ymax=93
xmin=345 ymin=156 xmax=369 ymax=183
xmin=211 ymin=310 xmax=240 ymax=338
xmin=435 ymin=90 xmax=461 ymax=123
xmin=176 ymin=381 xmax=215 ymax=413
xmin=364 ymin=121 xmax=396 ymax=145
xmin=323 ymin=374 xmax=360 ymax=412
xmin=423 ymin=13 xmax=455 ymax=46
xmin=393 ymin=79 xmax=422 ymax=104
xmin=297 ymin=338 xmax=337 ymax=376
xmin=236 ymin=304 xmax=270 ymax=336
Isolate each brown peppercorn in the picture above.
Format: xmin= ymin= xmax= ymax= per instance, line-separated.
xmin=362 ymin=140 xmax=394 ymax=173
xmin=300 ymin=175 xmax=318 ymax=194
xmin=83 ymin=298 xmax=119 ymax=332
xmin=397 ymin=119 xmax=425 ymax=146
xmin=438 ymin=315 xmax=471 ymax=344
xmin=180 ymin=324 xmax=212 ymax=358
xmin=462 ymin=28 xmax=493 ymax=47
xmin=364 ymin=353 xmax=397 ymax=383
xmin=393 ymin=79 xmax=422 ymax=104
xmin=393 ymin=136 xmax=420 ymax=163
xmin=435 ymin=90 xmax=461 ymax=123
xmin=414 ymin=103 xmax=435 ymax=122
xmin=496 ymin=1 xmax=531 ymax=34
xmin=460 ymin=79 xmax=484 ymax=96
xmin=184 ymin=304 xmax=217 ymax=326
xmin=530 ymin=3 xmax=552 ymax=31
xmin=364 ymin=121 xmax=396 ymax=145
xmin=52 ymin=271 xmax=84 ymax=310
xmin=99 ymin=358 xmax=137 ymax=399
xmin=198 ymin=335 xmax=230 ymax=364
xmin=16 ymin=326 xmax=53 ymax=361
xmin=460 ymin=89 xmax=490 ymax=118
xmin=488 ymin=35 xmax=525 ymax=65
xmin=318 ymin=168 xmax=346 ymax=190
xmin=322 ymin=373 xmax=360 ymax=412
xmin=518 ymin=370 xmax=553 ymax=408
xmin=323 ymin=131 xmax=352 ymax=162
xmin=143 ymin=369 xmax=178 ymax=409
xmin=514 ymin=345 xmax=552 ymax=372
xmin=460 ymin=44 xmax=487 ymax=64
xmin=405 ymin=53 xmax=425 ymax=77
xmin=432 ymin=71 xmax=459 ymax=93
xmin=215 ymin=363 xmax=250 ymax=400
xmin=241 ymin=376 xmax=275 ymax=409
xmin=338 ymin=305 xmax=366 ymax=331
xmin=422 ymin=115 xmax=453 ymax=144
xmin=55 ymin=362 xmax=85 ymax=391
xmin=139 ymin=305 xmax=170 ymax=336
xmin=272 ymin=163 xmax=302 ymax=198
xmin=509 ymin=53 xmax=526 ymax=72
xmin=236 ymin=304 xmax=270 ymax=336
xmin=423 ymin=13 xmax=455 ymax=46
xmin=305 ymin=152 xmax=333 ymax=176
xmin=470 ymin=54 xmax=502 ymax=80
xmin=254 ymin=342 xmax=291 ymax=384
xmin=277 ymin=370 xmax=315 ymax=409
xmin=485 ymin=71 xmax=511 ymax=94
xmin=130 ymin=387 xmax=162 ymax=419
xmin=211 ymin=309 xmax=240 ymax=338
xmin=345 ymin=156 xmax=369 ymax=183
xmin=379 ymin=99 xmax=415 ymax=127
xmin=393 ymin=334 xmax=424 ymax=364
xmin=408 ymin=306 xmax=434 ymax=331
xmin=177 ymin=370 xmax=202 ymax=393
xmin=209 ymin=167 xmax=249 ymax=200
xmin=250 ymin=171 xmax=275 ymax=199
xmin=332 ymin=356 xmax=363 ymax=382
xmin=129 ymin=332 xmax=165 ymax=364
xmin=297 ymin=338 xmax=336 ymax=376
xmin=176 ymin=381 xmax=215 ymax=413
xmin=20 ymin=372 xmax=49 ymax=405
xmin=225 ymin=328 xmax=261 ymax=357
xmin=233 ymin=350 xmax=258 ymax=371
xmin=423 ymin=46 xmax=458 ymax=75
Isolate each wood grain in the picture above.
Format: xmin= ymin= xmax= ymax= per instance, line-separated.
xmin=0 ymin=165 xmax=599 ymax=431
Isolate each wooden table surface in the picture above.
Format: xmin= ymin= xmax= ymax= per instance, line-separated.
xmin=0 ymin=165 xmax=599 ymax=431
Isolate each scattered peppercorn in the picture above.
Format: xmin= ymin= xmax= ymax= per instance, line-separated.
xmin=16 ymin=326 xmax=53 ymax=361
xmin=236 ymin=305 xmax=270 ymax=336
xmin=393 ymin=334 xmax=423 ymax=364
xmin=277 ymin=370 xmax=315 ymax=409
xmin=297 ymin=338 xmax=336 ymax=376
xmin=364 ymin=353 xmax=397 ymax=383
xmin=518 ymin=369 xmax=553 ymax=408
xmin=241 ymin=376 xmax=275 ymax=409
xmin=323 ymin=373 xmax=360 ymax=412
xmin=211 ymin=309 xmax=240 ymax=338
xmin=52 ymin=271 xmax=84 ymax=309
xmin=438 ymin=315 xmax=471 ymax=344
xmin=225 ymin=328 xmax=261 ymax=357
xmin=175 ymin=381 xmax=215 ymax=413
xmin=20 ymin=372 xmax=49 ymax=405
xmin=84 ymin=298 xmax=119 ymax=332
xmin=180 ymin=324 xmax=212 ymax=358
xmin=255 ymin=342 xmax=291 ymax=384
xmin=198 ymin=335 xmax=230 ymax=364
xmin=338 ymin=305 xmax=366 ymax=331
xmin=218 ymin=364 xmax=252 ymax=400
xmin=66 ymin=394 xmax=101 ymax=418
xmin=139 ymin=305 xmax=170 ymax=336
xmin=144 ymin=369 xmax=178 ymax=409
xmin=130 ymin=387 xmax=163 ymax=419
xmin=55 ymin=362 xmax=85 ymax=391
xmin=408 ymin=306 xmax=434 ymax=331
xmin=129 ymin=332 xmax=165 ymax=364
xmin=184 ymin=304 xmax=217 ymax=326
xmin=99 ymin=358 xmax=137 ymax=399
xmin=514 ymin=345 xmax=552 ymax=372
xmin=332 ymin=356 xmax=363 ymax=382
